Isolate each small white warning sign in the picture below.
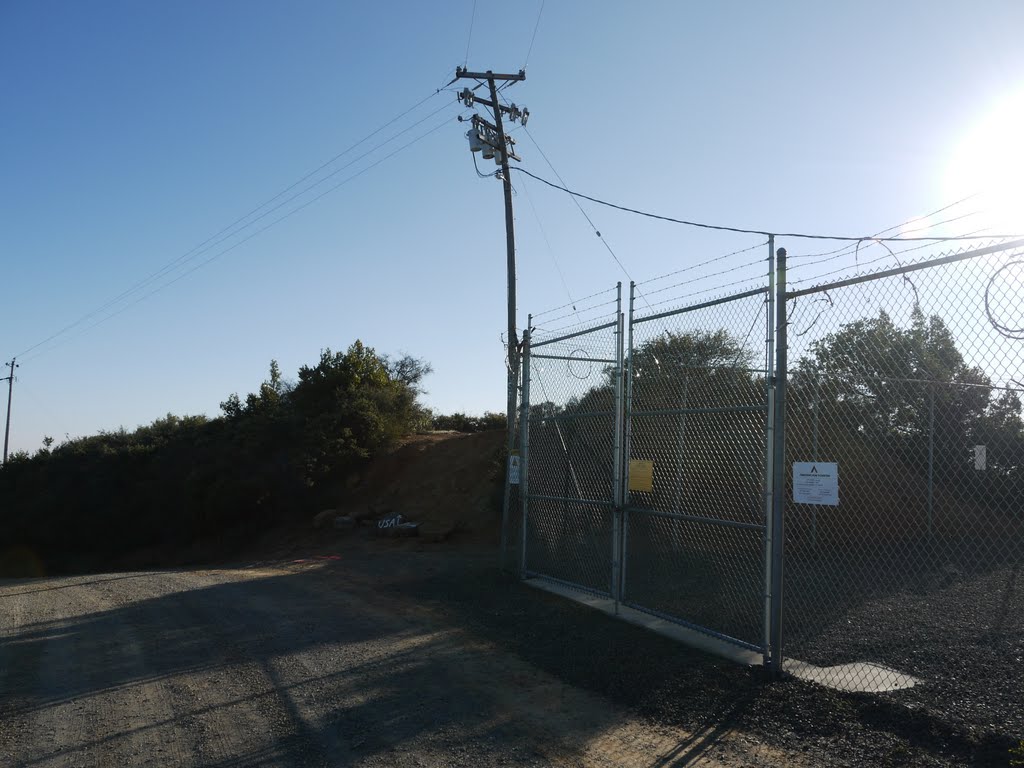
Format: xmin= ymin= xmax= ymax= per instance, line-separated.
xmin=793 ymin=462 xmax=838 ymax=506
xmin=508 ymin=453 xmax=521 ymax=485
xmin=974 ymin=445 xmax=987 ymax=471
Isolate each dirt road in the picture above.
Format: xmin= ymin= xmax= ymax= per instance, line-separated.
xmin=0 ymin=553 xmax=799 ymax=768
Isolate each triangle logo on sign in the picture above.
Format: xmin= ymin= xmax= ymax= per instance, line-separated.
xmin=810 ymin=465 xmax=818 ymax=474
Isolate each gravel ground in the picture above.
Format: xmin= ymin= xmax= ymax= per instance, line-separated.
xmin=0 ymin=554 xmax=805 ymax=768
xmin=381 ymin=552 xmax=1019 ymax=767
xmin=0 ymin=550 xmax=1018 ymax=767
xmin=784 ymin=551 xmax=1023 ymax=739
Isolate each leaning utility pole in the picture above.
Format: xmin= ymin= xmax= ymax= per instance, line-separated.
xmin=3 ymin=358 xmax=17 ymax=464
xmin=455 ymin=66 xmax=530 ymax=567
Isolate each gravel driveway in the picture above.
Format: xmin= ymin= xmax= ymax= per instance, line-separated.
xmin=0 ymin=551 xmax=1016 ymax=766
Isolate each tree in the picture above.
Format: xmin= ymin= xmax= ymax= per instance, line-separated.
xmin=795 ymin=308 xmax=997 ymax=441
xmin=0 ymin=341 xmax=434 ymax=575
xmin=791 ymin=307 xmax=1024 ymax=518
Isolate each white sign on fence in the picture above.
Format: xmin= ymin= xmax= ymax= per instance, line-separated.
xmin=793 ymin=462 xmax=839 ymax=506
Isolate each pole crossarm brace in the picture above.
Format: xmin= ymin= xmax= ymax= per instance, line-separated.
xmin=456 ymin=68 xmax=528 ymax=123
xmin=455 ymin=67 xmax=526 ymax=82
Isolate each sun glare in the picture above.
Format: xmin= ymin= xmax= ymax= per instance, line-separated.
xmin=945 ymin=88 xmax=1024 ymax=235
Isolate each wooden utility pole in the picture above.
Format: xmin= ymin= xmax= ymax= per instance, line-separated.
xmin=3 ymin=358 xmax=17 ymax=464
xmin=455 ymin=67 xmax=529 ymax=567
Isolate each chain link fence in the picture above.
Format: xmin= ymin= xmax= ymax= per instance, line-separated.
xmin=513 ymin=236 xmax=1024 ymax=732
xmin=783 ymin=239 xmax=1024 ymax=717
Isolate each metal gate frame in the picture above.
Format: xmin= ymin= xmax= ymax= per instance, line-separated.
xmin=620 ymin=276 xmax=774 ymax=656
xmin=519 ymin=284 xmax=625 ymax=597
xmin=520 ymin=250 xmax=786 ymax=671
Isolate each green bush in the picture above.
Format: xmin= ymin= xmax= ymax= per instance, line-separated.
xmin=432 ymin=411 xmax=506 ymax=433
xmin=0 ymin=341 xmax=431 ymax=574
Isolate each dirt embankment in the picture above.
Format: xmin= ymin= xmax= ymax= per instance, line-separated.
xmin=245 ymin=430 xmax=507 ymax=562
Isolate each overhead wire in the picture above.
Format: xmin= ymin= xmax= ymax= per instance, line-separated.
xmin=787 ymin=229 xmax=1002 ymax=288
xmin=519 ymin=174 xmax=578 ymax=314
xmin=16 ymin=93 xmax=456 ymax=359
xmin=19 ymin=111 xmax=464 ymax=363
xmin=789 ymin=194 xmax=981 ymax=261
xmin=511 ymin=168 xmax=1024 ymax=243
xmin=523 ymin=0 xmax=545 ymax=69
xmin=464 ymin=0 xmax=477 ymax=68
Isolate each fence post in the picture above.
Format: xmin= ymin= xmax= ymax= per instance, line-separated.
xmin=620 ymin=281 xmax=636 ymax=606
xmin=769 ymin=245 xmax=788 ymax=677
xmin=927 ymin=380 xmax=935 ymax=539
xmin=612 ymin=283 xmax=624 ymax=607
xmin=762 ymin=237 xmax=776 ymax=666
xmin=811 ymin=366 xmax=819 ymax=550
xmin=519 ymin=325 xmax=532 ymax=579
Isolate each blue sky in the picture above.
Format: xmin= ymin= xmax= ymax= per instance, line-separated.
xmin=3 ymin=1 xmax=1024 ymax=453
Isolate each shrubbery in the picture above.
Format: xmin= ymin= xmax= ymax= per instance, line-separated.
xmin=430 ymin=411 xmax=506 ymax=433
xmin=0 ymin=341 xmax=432 ymax=574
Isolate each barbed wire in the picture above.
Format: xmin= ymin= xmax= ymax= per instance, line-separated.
xmin=984 ymin=260 xmax=1024 ymax=340
xmin=639 ymin=257 xmax=767 ymax=300
xmin=635 ymin=240 xmax=769 ymax=287
xmin=531 ymin=286 xmax=618 ymax=319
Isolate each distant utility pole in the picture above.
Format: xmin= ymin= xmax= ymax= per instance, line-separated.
xmin=3 ymin=358 xmax=17 ymax=464
xmin=454 ymin=66 xmax=530 ymax=565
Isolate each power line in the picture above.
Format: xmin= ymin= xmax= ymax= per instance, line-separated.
xmin=788 ymin=224 xmax=995 ymax=281
xmin=786 ymin=233 xmax=1005 ymax=289
xmin=464 ymin=0 xmax=478 ymax=67
xmin=517 ymin=126 xmax=640 ymax=289
xmin=519 ymin=174 xmax=577 ymax=312
xmin=19 ymin=112 xmax=462 ymax=363
xmin=16 ymin=93 xmax=455 ymax=359
xmin=524 ymin=0 xmax=545 ymax=68
xmin=789 ymin=194 xmax=980 ymax=261
xmin=511 ymin=167 xmax=1024 ymax=243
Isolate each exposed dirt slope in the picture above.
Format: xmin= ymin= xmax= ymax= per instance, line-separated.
xmin=248 ymin=430 xmax=507 ymax=561
xmin=346 ymin=430 xmax=506 ymax=541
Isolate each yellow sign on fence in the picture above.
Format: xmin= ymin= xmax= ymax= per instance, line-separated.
xmin=628 ymin=460 xmax=654 ymax=492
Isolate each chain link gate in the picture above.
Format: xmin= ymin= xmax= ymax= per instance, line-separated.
xmin=621 ymin=282 xmax=773 ymax=653
xmin=520 ymin=271 xmax=776 ymax=656
xmin=519 ymin=285 xmax=625 ymax=596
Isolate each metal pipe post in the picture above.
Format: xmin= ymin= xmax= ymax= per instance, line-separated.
xmin=769 ymin=245 xmax=788 ymax=677
xmin=520 ymin=327 xmax=532 ymax=578
xmin=624 ymin=283 xmax=636 ymax=492
xmin=611 ymin=283 xmax=624 ymax=605
xmin=811 ymin=366 xmax=819 ymax=550
xmin=620 ymin=282 xmax=637 ymax=604
xmin=761 ymin=238 xmax=775 ymax=663
xmin=927 ymin=381 xmax=935 ymax=539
